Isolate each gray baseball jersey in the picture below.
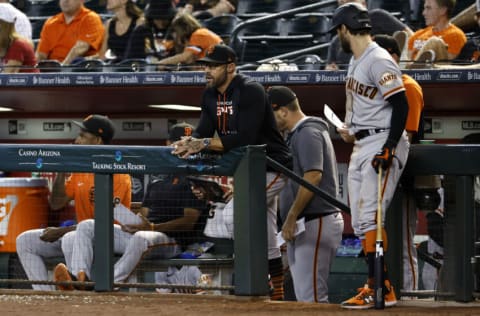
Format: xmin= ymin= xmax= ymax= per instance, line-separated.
xmin=279 ymin=117 xmax=344 ymax=302
xmin=345 ymin=42 xmax=409 ymax=237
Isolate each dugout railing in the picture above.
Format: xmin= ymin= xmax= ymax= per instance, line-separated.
xmin=0 ymin=143 xmax=478 ymax=301
xmin=394 ymin=143 xmax=480 ymax=302
xmin=0 ymin=144 xmax=269 ymax=295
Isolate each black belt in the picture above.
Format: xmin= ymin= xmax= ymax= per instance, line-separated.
xmin=304 ymin=211 xmax=339 ymax=222
xmin=355 ymin=128 xmax=388 ymax=140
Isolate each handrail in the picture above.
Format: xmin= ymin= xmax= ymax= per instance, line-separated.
xmin=230 ymin=0 xmax=337 ymax=52
xmin=266 ymin=156 xmax=350 ymax=213
xmin=230 ymin=0 xmax=337 ymax=45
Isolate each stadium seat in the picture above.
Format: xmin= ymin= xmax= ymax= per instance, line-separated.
xmin=22 ymin=0 xmax=60 ymax=17
xmin=70 ymin=59 xmax=106 ymax=72
xmin=453 ymin=33 xmax=480 ymax=64
xmin=236 ymin=35 xmax=315 ymax=63
xmin=289 ymin=54 xmax=324 ymax=70
xmin=238 ymin=18 xmax=283 ymax=36
xmin=30 ymin=16 xmax=48 ymax=41
xmin=202 ymin=14 xmax=242 ymax=44
xmin=35 ymin=60 xmax=63 ymax=73
xmin=236 ymin=0 xmax=281 ymax=18
xmin=281 ymin=0 xmax=338 ymax=13
xmin=84 ymin=0 xmax=108 ymax=14
xmin=286 ymin=13 xmax=332 ymax=44
xmin=110 ymin=58 xmax=149 ymax=72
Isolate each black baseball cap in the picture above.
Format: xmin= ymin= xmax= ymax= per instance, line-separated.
xmin=72 ymin=114 xmax=115 ymax=144
xmin=144 ymin=0 xmax=177 ymax=20
xmin=374 ymin=34 xmax=401 ymax=57
xmin=199 ymin=44 xmax=237 ymax=64
xmin=169 ymin=122 xmax=194 ymax=142
xmin=267 ymin=86 xmax=297 ymax=111
xmin=329 ymin=2 xmax=372 ymax=33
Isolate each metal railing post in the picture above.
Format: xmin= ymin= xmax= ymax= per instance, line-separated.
xmin=93 ymin=173 xmax=114 ymax=291
xmin=233 ymin=146 xmax=268 ymax=296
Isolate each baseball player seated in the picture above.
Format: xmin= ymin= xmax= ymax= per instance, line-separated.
xmin=52 ymin=123 xmax=210 ymax=291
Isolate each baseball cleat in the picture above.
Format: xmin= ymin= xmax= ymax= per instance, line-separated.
xmin=340 ymin=284 xmax=374 ymax=309
xmin=384 ymin=282 xmax=398 ymax=307
xmin=76 ymin=270 xmax=93 ymax=291
xmin=53 ymin=263 xmax=74 ymax=291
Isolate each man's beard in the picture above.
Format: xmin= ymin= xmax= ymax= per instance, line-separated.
xmin=339 ymin=34 xmax=352 ymax=54
xmin=207 ymin=67 xmax=228 ymax=89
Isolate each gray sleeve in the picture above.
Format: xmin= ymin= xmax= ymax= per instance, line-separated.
xmin=294 ymin=127 xmax=325 ymax=173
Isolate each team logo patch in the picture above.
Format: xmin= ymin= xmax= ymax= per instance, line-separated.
xmin=378 ymin=72 xmax=398 ymax=87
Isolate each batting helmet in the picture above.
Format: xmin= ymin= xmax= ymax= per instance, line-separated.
xmin=329 ymin=3 xmax=372 ymax=33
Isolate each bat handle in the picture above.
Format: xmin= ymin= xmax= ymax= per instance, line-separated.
xmin=376 ymin=168 xmax=382 ymax=240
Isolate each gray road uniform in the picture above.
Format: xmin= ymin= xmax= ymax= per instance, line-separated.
xmin=279 ymin=117 xmax=344 ymax=303
xmin=345 ymin=41 xmax=409 ymax=238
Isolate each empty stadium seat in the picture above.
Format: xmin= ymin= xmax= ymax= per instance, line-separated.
xmin=236 ymin=0 xmax=281 ymax=18
xmin=238 ymin=18 xmax=283 ymax=36
xmin=289 ymin=54 xmax=324 ymax=70
xmin=236 ymin=35 xmax=315 ymax=63
xmin=281 ymin=0 xmax=338 ymax=12
xmin=70 ymin=59 xmax=106 ymax=72
xmin=30 ymin=16 xmax=48 ymax=40
xmin=287 ymin=13 xmax=332 ymax=44
xmin=84 ymin=0 xmax=108 ymax=14
xmin=35 ymin=60 xmax=63 ymax=73
xmin=110 ymin=58 xmax=149 ymax=72
xmin=202 ymin=14 xmax=242 ymax=44
xmin=21 ymin=0 xmax=60 ymax=17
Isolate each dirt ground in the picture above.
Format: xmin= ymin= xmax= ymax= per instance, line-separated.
xmin=1 ymin=290 xmax=479 ymax=316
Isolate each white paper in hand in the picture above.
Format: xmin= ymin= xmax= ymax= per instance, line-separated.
xmin=276 ymin=217 xmax=306 ymax=246
xmin=114 ymin=203 xmax=143 ymax=225
xmin=324 ymin=104 xmax=344 ymax=129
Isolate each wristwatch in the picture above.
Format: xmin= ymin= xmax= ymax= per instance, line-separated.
xmin=202 ymin=138 xmax=211 ymax=149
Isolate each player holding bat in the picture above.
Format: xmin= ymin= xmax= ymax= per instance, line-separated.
xmin=330 ymin=3 xmax=410 ymax=309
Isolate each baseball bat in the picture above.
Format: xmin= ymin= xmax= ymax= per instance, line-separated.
xmin=374 ymin=168 xmax=385 ymax=309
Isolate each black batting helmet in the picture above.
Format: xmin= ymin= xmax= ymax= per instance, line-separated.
xmin=329 ymin=3 xmax=372 ymax=33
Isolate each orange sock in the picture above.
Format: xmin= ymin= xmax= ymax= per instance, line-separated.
xmin=268 ymin=258 xmax=284 ymax=301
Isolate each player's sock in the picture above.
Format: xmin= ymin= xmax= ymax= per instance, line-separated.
xmin=268 ymin=257 xmax=284 ymax=301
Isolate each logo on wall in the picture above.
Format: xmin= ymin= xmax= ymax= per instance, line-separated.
xmin=115 ymin=151 xmax=122 ymax=162
xmin=36 ymin=158 xmax=43 ymax=169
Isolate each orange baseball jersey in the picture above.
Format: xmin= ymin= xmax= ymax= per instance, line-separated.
xmin=185 ymin=28 xmax=223 ymax=59
xmin=65 ymin=173 xmax=131 ymax=223
xmin=408 ymin=24 xmax=466 ymax=60
xmin=37 ymin=6 xmax=104 ymax=62
xmin=402 ymin=74 xmax=424 ymax=133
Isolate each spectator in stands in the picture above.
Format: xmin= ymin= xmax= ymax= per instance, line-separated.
xmin=36 ymin=0 xmax=105 ymax=65
xmin=326 ymin=0 xmax=413 ymax=70
xmin=0 ymin=1 xmax=32 ymax=40
xmin=123 ymin=0 xmax=178 ymax=60
xmin=176 ymin=0 xmax=237 ymax=20
xmin=171 ymin=44 xmax=293 ymax=300
xmin=53 ymin=122 xmax=209 ymax=291
xmin=155 ymin=13 xmax=222 ymax=69
xmin=98 ymin=0 xmax=145 ymax=63
xmin=436 ymin=0 xmax=480 ymax=65
xmin=407 ymin=0 xmax=467 ymax=64
xmin=0 ymin=9 xmax=37 ymax=73
xmin=16 ymin=114 xmax=131 ymax=291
